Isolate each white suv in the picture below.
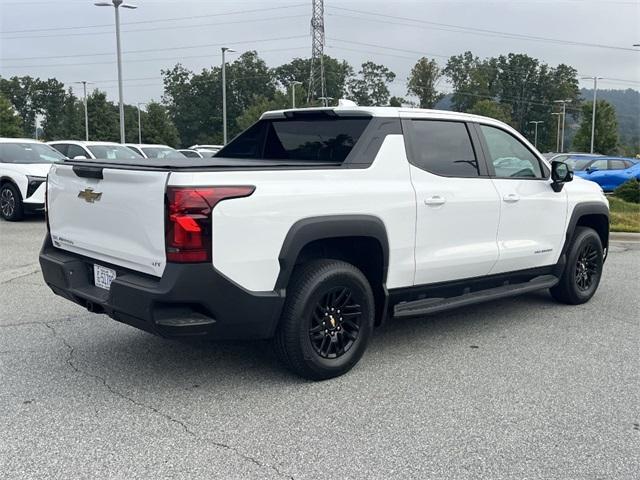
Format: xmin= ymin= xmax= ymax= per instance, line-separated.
xmin=0 ymin=138 xmax=66 ymax=221
xmin=47 ymin=140 xmax=141 ymax=161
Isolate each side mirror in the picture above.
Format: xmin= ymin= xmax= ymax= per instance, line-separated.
xmin=73 ymin=155 xmax=87 ymax=160
xmin=586 ymin=166 xmax=598 ymax=174
xmin=551 ymin=160 xmax=573 ymax=192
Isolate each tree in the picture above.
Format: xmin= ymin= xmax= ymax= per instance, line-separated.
xmin=347 ymin=61 xmax=396 ymax=106
xmin=572 ymin=100 xmax=619 ymax=154
xmin=0 ymin=94 xmax=23 ymax=137
xmin=0 ymin=75 xmax=39 ymax=137
xmin=443 ymin=51 xmax=497 ymax=112
xmin=86 ymin=90 xmax=119 ymax=142
xmin=141 ymin=102 xmax=180 ymax=146
xmin=469 ymin=99 xmax=512 ymax=125
xmin=274 ymin=55 xmax=353 ymax=105
xmin=235 ymin=92 xmax=290 ymax=132
xmin=407 ymin=57 xmax=444 ymax=108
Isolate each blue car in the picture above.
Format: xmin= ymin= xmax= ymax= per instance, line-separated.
xmin=567 ymin=156 xmax=640 ymax=192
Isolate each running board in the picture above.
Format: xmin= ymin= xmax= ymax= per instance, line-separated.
xmin=393 ymin=274 xmax=559 ymax=319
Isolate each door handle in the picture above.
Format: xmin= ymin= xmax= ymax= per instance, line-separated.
xmin=503 ymin=193 xmax=520 ymax=203
xmin=424 ymin=195 xmax=446 ymax=206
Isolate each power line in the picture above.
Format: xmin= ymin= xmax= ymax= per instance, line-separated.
xmin=329 ymin=6 xmax=640 ymax=52
xmin=2 ymin=34 xmax=309 ymax=62
xmin=0 ymin=3 xmax=307 ymax=35
xmin=1 ymin=14 xmax=309 ymax=40
xmin=0 ymin=45 xmax=309 ymax=70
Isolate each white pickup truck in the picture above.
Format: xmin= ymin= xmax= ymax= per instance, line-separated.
xmin=40 ymin=105 xmax=609 ymax=380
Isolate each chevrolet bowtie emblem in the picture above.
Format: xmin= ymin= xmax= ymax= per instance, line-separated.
xmin=78 ymin=188 xmax=102 ymax=203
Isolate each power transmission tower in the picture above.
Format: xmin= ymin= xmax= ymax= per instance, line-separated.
xmin=307 ymin=0 xmax=327 ymax=105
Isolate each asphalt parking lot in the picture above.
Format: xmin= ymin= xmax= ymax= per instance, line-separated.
xmin=1 ymin=217 xmax=638 ymax=480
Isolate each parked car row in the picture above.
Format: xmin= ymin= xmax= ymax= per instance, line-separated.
xmin=559 ymin=154 xmax=639 ymax=192
xmin=0 ymin=137 xmax=222 ymax=221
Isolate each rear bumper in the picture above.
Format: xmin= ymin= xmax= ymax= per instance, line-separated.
xmin=39 ymin=236 xmax=284 ymax=339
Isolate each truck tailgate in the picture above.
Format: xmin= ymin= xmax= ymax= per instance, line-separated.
xmin=47 ymin=163 xmax=169 ymax=277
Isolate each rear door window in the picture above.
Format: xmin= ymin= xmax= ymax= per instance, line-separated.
xmin=406 ymin=120 xmax=480 ymax=177
xmin=67 ymin=144 xmax=89 ymax=159
xmin=217 ymin=115 xmax=371 ymax=163
xmin=609 ymin=159 xmax=627 ymax=170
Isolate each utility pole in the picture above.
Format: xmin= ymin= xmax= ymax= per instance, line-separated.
xmin=291 ymin=81 xmax=303 ymax=108
xmin=73 ymin=81 xmax=93 ymax=141
xmin=553 ymin=99 xmax=571 ymax=153
xmin=307 ymin=0 xmax=326 ymax=105
xmin=221 ymin=46 xmax=236 ymax=145
xmin=551 ymin=112 xmax=562 ymax=152
xmin=529 ymin=121 xmax=543 ymax=148
xmin=95 ymin=0 xmax=137 ymax=143
xmin=581 ymin=76 xmax=603 ymax=154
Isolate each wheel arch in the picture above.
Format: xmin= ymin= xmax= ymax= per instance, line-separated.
xmin=275 ymin=215 xmax=390 ymax=325
xmin=562 ymin=202 xmax=610 ymax=259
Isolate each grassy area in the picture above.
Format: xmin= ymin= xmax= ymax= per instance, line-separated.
xmin=609 ymin=196 xmax=640 ymax=233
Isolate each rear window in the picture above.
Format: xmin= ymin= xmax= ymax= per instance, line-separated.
xmin=87 ymin=145 xmax=142 ymax=160
xmin=217 ymin=115 xmax=371 ymax=163
xmin=0 ymin=142 xmax=66 ymax=164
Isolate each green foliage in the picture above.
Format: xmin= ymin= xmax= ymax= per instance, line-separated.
xmin=582 ymin=88 xmax=639 ymax=155
xmin=0 ymin=94 xmax=23 ymax=137
xmin=613 ymin=179 xmax=640 ymax=204
xmin=407 ymin=57 xmax=444 ymax=108
xmin=608 ymin=195 xmax=640 ymax=232
xmin=347 ymin=61 xmax=396 ymax=106
xmin=273 ymin=55 xmax=353 ymax=106
xmin=443 ymin=52 xmax=580 ymax=151
xmin=236 ymin=93 xmax=289 ymax=132
xmin=388 ymin=96 xmax=405 ymax=107
xmin=572 ymin=100 xmax=618 ymax=154
xmin=469 ymin=99 xmax=512 ymax=125
xmin=141 ymin=102 xmax=180 ymax=146
xmin=86 ymin=90 xmax=119 ymax=142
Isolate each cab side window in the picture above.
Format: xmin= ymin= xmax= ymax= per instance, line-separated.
xmin=406 ymin=120 xmax=480 ymax=177
xmin=67 ymin=144 xmax=88 ymax=159
xmin=50 ymin=144 xmax=69 ymax=157
xmin=609 ymin=160 xmax=627 ymax=170
xmin=589 ymin=159 xmax=608 ymax=171
xmin=480 ymin=124 xmax=544 ymax=179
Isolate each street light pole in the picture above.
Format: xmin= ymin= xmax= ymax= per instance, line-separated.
xmin=95 ymin=0 xmax=137 ymax=144
xmin=581 ymin=76 xmax=603 ymax=154
xmin=551 ymin=112 xmax=562 ymax=152
xmin=73 ymin=81 xmax=93 ymax=141
xmin=221 ymin=47 xmax=236 ymax=145
xmin=553 ymin=99 xmax=571 ymax=153
xmin=136 ymin=102 xmax=146 ymax=144
xmin=529 ymin=121 xmax=543 ymax=148
xmin=291 ymin=81 xmax=303 ymax=109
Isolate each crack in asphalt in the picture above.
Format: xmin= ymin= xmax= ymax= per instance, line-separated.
xmin=42 ymin=322 xmax=294 ymax=480
xmin=0 ymin=317 xmax=80 ymax=329
xmin=0 ymin=264 xmax=41 ymax=285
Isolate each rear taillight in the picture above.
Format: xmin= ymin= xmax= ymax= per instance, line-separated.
xmin=165 ymin=186 xmax=254 ymax=263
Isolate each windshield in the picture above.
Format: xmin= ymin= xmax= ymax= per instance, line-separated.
xmin=0 ymin=142 xmax=66 ymax=164
xmin=141 ymin=147 xmax=185 ymax=159
xmin=87 ymin=145 xmax=142 ymax=160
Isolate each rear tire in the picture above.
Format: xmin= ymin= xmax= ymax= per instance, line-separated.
xmin=550 ymin=227 xmax=603 ymax=305
xmin=0 ymin=183 xmax=24 ymax=221
xmin=274 ymin=259 xmax=375 ymax=380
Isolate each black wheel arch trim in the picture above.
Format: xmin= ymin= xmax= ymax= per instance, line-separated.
xmin=274 ymin=215 xmax=390 ymax=292
xmin=561 ymin=201 xmax=610 ymax=260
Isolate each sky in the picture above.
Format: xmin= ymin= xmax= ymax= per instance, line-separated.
xmin=0 ymin=0 xmax=639 ymax=106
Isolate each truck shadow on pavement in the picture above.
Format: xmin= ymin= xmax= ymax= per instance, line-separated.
xmin=66 ymin=289 xmax=560 ymax=388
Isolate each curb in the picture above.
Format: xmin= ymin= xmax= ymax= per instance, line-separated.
xmin=610 ymin=232 xmax=640 ymax=242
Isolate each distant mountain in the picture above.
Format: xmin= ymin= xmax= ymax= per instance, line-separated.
xmin=580 ymin=88 xmax=639 ymax=150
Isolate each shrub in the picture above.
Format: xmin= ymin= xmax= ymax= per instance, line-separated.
xmin=613 ymin=179 xmax=640 ymax=204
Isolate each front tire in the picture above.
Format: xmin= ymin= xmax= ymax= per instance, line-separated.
xmin=550 ymin=226 xmax=603 ymax=305
xmin=0 ymin=183 xmax=24 ymax=221
xmin=274 ymin=259 xmax=375 ymax=380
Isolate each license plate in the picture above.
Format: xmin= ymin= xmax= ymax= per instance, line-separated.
xmin=94 ymin=264 xmax=116 ymax=290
